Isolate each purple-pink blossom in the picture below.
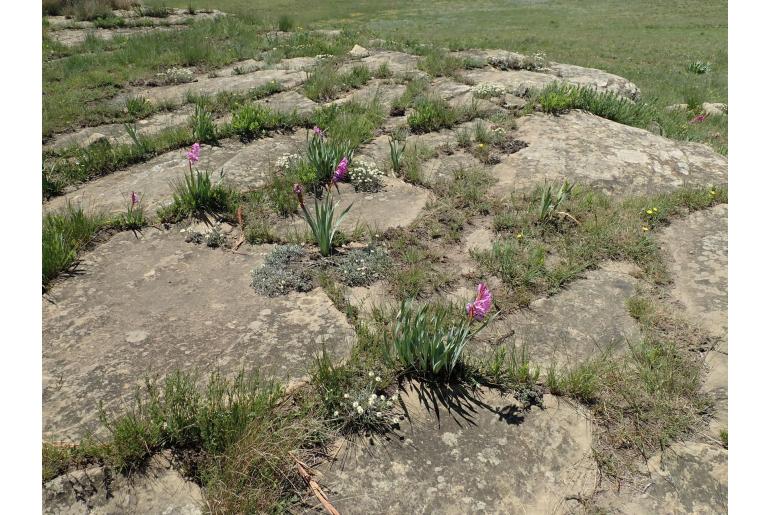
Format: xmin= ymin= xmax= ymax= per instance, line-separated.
xmin=313 ymin=126 xmax=325 ymax=138
xmin=130 ymin=191 xmax=140 ymax=206
xmin=466 ymin=283 xmax=492 ymax=321
xmin=186 ymin=142 xmax=201 ymax=163
xmin=689 ymin=114 xmax=707 ymax=124
xmin=293 ymin=183 xmax=304 ymax=206
xmin=332 ymin=157 xmax=349 ymax=184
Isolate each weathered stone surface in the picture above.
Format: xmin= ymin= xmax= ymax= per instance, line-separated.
xmin=478 ymin=268 xmax=641 ymax=367
xmin=660 ymin=205 xmax=728 ymax=339
xmin=315 ymin=384 xmax=596 ymax=514
xmin=359 ymin=51 xmax=422 ymax=75
xmin=258 ymin=90 xmax=318 ymax=115
xmin=702 ymin=102 xmax=727 ymax=116
xmin=349 ymin=44 xmax=370 ymax=58
xmin=421 ymin=151 xmax=481 ymax=182
xmin=47 ymin=25 xmax=185 ymax=47
xmin=43 ymin=228 xmax=354 ymax=438
xmin=43 ymin=452 xmax=202 ymax=514
xmin=116 ymin=67 xmax=305 ymax=106
xmin=597 ymin=441 xmax=728 ymax=513
xmin=456 ymin=49 xmax=639 ymax=100
xmin=492 ymin=111 xmax=728 ymax=196
xmin=45 ymin=8 xmax=225 ymax=30
xmin=44 ymin=133 xmax=306 ymax=215
xmin=45 ymin=106 xmax=196 ymax=150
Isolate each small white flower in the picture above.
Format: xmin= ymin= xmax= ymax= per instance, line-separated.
xmin=368 ymin=371 xmax=374 ymax=377
xmin=352 ymin=401 xmax=359 ymax=408
xmin=356 ymin=406 xmax=364 ymax=415
xmin=391 ymin=394 xmax=398 ymax=402
xmin=386 ymin=401 xmax=392 ymax=407
xmin=379 ymin=395 xmax=385 ymax=401
xmin=368 ymin=398 xmax=374 ymax=406
xmin=375 ymin=376 xmax=382 ymax=382
xmin=343 ymin=393 xmax=349 ymax=399
xmin=392 ymin=417 xmax=400 ymax=424
xmin=333 ymin=411 xmax=339 ymax=417
xmin=376 ymin=411 xmax=382 ymax=417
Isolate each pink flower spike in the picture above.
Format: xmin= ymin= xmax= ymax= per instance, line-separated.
xmin=332 ymin=157 xmax=349 ymax=184
xmin=186 ymin=142 xmax=201 ymax=163
xmin=130 ymin=191 xmax=140 ymax=206
xmin=313 ymin=126 xmax=325 ymax=138
xmin=466 ymin=282 xmax=492 ymax=321
xmin=293 ymin=183 xmax=304 ymax=206
xmin=689 ymin=114 xmax=707 ymax=124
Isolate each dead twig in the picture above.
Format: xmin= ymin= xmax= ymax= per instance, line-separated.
xmin=293 ymin=457 xmax=340 ymax=515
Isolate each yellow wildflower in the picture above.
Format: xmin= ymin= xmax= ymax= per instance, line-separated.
xmin=653 ymin=207 xmax=658 ymax=212
xmin=646 ymin=209 xmax=653 ymax=215
xmin=642 ymin=226 xmax=649 ymax=232
xmin=710 ymin=189 xmax=716 ymax=196
xmin=516 ymin=232 xmax=523 ymax=239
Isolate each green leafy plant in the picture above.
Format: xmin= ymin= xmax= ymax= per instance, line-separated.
xmin=536 ymin=180 xmax=575 ymax=223
xmin=191 ymin=104 xmax=217 ymax=143
xmin=111 ymin=192 xmax=146 ymax=231
xmin=306 ymin=130 xmax=352 ymax=186
xmin=386 ymin=287 xmax=495 ymax=378
xmin=686 ymin=60 xmax=712 ymax=74
xmin=277 ymin=14 xmax=294 ymax=32
xmin=43 ymin=203 xmax=105 ymax=287
xmin=408 ymin=95 xmax=456 ymax=133
xmin=295 ymin=183 xmax=352 ymax=258
xmin=388 ymin=134 xmax=405 ymax=174
xmin=124 ymin=123 xmax=149 ymax=153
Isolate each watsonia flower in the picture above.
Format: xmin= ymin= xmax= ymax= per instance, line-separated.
xmin=186 ymin=142 xmax=201 ymax=164
xmin=332 ymin=157 xmax=349 ymax=184
xmin=466 ymin=282 xmax=492 ymax=321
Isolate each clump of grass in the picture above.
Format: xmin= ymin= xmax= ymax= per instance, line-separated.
xmin=277 ymin=14 xmax=294 ymax=32
xmin=384 ymin=229 xmax=453 ymax=299
xmin=529 ymin=83 xmax=656 ymax=127
xmin=686 ymin=60 xmax=712 ymax=74
xmin=230 ymin=103 xmax=298 ymax=141
xmin=43 ymin=203 xmax=105 ymax=288
xmin=391 ymin=77 xmax=429 ymax=115
xmin=137 ymin=4 xmax=170 ymax=18
xmin=407 ymin=95 xmax=456 ymax=133
xmin=191 ymin=104 xmax=218 ymax=143
xmin=311 ymin=98 xmax=385 ymax=149
xmin=417 ymin=48 xmax=464 ymax=77
xmin=161 ymin=168 xmax=235 ymax=222
xmin=374 ymin=62 xmax=392 ymax=79
xmin=125 ymin=96 xmax=153 ymax=118
xmin=109 ymin=193 xmax=146 ymax=231
xmin=389 ymin=134 xmax=405 ymax=174
xmin=304 ymin=63 xmax=372 ymax=102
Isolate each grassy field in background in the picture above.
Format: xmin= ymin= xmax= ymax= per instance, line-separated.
xmin=148 ymin=0 xmax=727 ymax=106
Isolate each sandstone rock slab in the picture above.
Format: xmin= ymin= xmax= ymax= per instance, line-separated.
xmin=492 ymin=111 xmax=728 ymax=196
xmin=315 ymin=384 xmax=596 ymax=514
xmin=44 ymin=133 xmax=306 ymax=216
xmin=478 ymin=268 xmax=641 ymax=368
xmin=43 ymin=228 xmax=354 ymax=438
xmin=45 ymin=106 xmax=195 ymax=151
xmin=43 ymin=452 xmax=202 ymax=514
xmin=47 ymin=25 xmax=184 ymax=47
xmin=258 ymin=90 xmax=318 ymax=115
xmin=659 ymin=205 xmax=728 ymax=339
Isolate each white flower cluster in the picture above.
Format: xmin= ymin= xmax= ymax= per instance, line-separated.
xmin=349 ymin=160 xmax=384 ymax=192
xmin=275 ymin=152 xmax=303 ymax=170
xmin=471 ymin=82 xmax=506 ymax=98
xmin=528 ymin=52 xmax=548 ymax=71
xmin=332 ymin=373 xmax=401 ymax=426
xmin=158 ymin=67 xmax=194 ymax=84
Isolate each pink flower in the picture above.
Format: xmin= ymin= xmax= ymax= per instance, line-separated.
xmin=689 ymin=114 xmax=707 ymax=124
xmin=130 ymin=191 xmax=140 ymax=206
xmin=313 ymin=126 xmax=325 ymax=138
xmin=186 ymin=142 xmax=201 ymax=163
xmin=466 ymin=283 xmax=492 ymax=321
xmin=332 ymin=157 xmax=349 ymax=184
xmin=293 ymin=183 xmax=304 ymax=206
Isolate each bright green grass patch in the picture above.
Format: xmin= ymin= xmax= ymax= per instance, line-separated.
xmin=42 ymin=204 xmax=105 ymax=288
xmin=311 ymin=97 xmax=385 ymax=148
xmin=303 ymin=62 xmax=372 ymax=101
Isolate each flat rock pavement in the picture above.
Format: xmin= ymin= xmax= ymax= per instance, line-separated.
xmin=314 ymin=383 xmax=596 ymax=514
xmin=492 ymin=111 xmax=727 ymax=196
xmin=43 ymin=228 xmax=355 ymax=439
